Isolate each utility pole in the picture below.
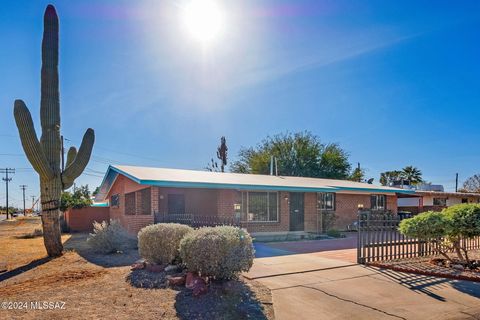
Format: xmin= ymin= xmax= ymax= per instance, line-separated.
xmin=1 ymin=168 xmax=15 ymax=219
xmin=31 ymin=196 xmax=35 ymax=213
xmin=455 ymin=173 xmax=459 ymax=192
xmin=20 ymin=185 xmax=27 ymax=216
xmin=61 ymin=135 xmax=65 ymax=172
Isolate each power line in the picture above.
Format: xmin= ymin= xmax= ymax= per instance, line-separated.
xmin=0 ymin=153 xmax=24 ymax=157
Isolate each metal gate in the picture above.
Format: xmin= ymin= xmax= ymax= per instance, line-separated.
xmin=357 ymin=211 xmax=427 ymax=264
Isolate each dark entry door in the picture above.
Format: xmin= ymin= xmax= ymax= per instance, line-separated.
xmin=168 ymin=194 xmax=185 ymax=215
xmin=289 ymin=192 xmax=304 ymax=231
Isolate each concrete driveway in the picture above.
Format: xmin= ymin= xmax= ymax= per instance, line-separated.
xmin=246 ymin=252 xmax=480 ymax=319
xmin=254 ymin=233 xmax=358 ymax=262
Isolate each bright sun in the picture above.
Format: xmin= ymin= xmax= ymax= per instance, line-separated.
xmin=181 ymin=0 xmax=225 ymax=43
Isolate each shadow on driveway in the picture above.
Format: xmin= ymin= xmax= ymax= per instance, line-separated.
xmin=372 ymin=267 xmax=480 ymax=301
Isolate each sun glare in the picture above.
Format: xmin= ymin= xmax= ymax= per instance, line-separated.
xmin=181 ymin=0 xmax=225 ymax=44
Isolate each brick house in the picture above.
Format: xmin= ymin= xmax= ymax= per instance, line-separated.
xmin=95 ymin=165 xmax=413 ymax=236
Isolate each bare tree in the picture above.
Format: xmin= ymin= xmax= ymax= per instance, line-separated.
xmin=459 ymin=174 xmax=480 ymax=193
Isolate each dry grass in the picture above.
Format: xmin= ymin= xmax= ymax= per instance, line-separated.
xmin=0 ymin=217 xmax=274 ymax=320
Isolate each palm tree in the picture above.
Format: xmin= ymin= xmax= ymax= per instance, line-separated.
xmin=402 ymin=166 xmax=423 ymax=185
xmin=379 ymin=170 xmax=403 ymax=186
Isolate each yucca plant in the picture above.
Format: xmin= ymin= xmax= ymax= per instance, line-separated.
xmin=13 ymin=5 xmax=95 ymax=257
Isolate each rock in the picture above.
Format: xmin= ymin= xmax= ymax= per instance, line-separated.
xmin=185 ymin=272 xmax=208 ymax=296
xmin=167 ymin=275 xmax=186 ymax=287
xmin=185 ymin=272 xmax=197 ymax=289
xmin=146 ymin=263 xmax=165 ymax=273
xmin=452 ymin=264 xmax=464 ymax=271
xmin=192 ymin=278 xmax=208 ymax=296
xmin=165 ymin=264 xmax=179 ymax=273
xmin=131 ymin=259 xmax=146 ymax=271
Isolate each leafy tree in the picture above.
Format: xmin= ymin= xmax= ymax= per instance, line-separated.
xmin=206 ymin=136 xmax=228 ymax=173
xmin=401 ymin=166 xmax=423 ymax=185
xmin=459 ymin=174 xmax=480 ymax=193
xmin=230 ymin=132 xmax=351 ymax=179
xmin=60 ymin=185 xmax=92 ymax=212
xmin=379 ymin=170 xmax=403 ymax=186
xmin=399 ymin=204 xmax=480 ymax=267
xmin=399 ymin=211 xmax=451 ymax=261
xmin=443 ymin=204 xmax=480 ymax=265
xmin=349 ymin=164 xmax=365 ymax=182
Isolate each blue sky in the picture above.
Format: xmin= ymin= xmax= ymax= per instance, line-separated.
xmin=1 ymin=0 xmax=480 ymax=207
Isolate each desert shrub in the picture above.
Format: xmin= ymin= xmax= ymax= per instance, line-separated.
xmin=326 ymin=229 xmax=342 ymax=238
xmin=322 ymin=212 xmax=336 ymax=232
xmin=87 ymin=219 xmax=135 ymax=254
xmin=138 ymin=223 xmax=193 ymax=264
xmin=179 ymin=226 xmax=255 ymax=280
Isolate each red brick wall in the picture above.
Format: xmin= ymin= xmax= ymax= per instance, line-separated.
xmin=332 ymin=193 xmax=397 ymax=230
xmin=65 ymin=207 xmax=110 ymax=232
xmin=107 ymin=175 xmax=154 ymax=235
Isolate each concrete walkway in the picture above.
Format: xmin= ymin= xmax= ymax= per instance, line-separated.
xmin=245 ymin=252 xmax=355 ymax=279
xmin=248 ymin=254 xmax=480 ymax=319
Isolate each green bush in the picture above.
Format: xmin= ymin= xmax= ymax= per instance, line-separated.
xmin=398 ymin=211 xmax=447 ymax=239
xmin=87 ymin=219 xmax=135 ymax=254
xmin=443 ymin=203 xmax=480 ymax=239
xmin=326 ymin=229 xmax=342 ymax=238
xmin=138 ymin=223 xmax=193 ymax=264
xmin=399 ymin=204 xmax=480 ymax=264
xmin=179 ymin=226 xmax=255 ymax=280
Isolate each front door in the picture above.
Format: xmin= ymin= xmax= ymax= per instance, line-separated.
xmin=289 ymin=192 xmax=304 ymax=231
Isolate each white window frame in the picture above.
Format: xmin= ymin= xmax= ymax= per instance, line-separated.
xmin=371 ymin=194 xmax=386 ymax=210
xmin=318 ymin=192 xmax=335 ymax=211
xmin=242 ymin=191 xmax=279 ymax=223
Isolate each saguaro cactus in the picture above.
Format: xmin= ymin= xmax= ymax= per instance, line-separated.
xmin=14 ymin=5 xmax=95 ymax=257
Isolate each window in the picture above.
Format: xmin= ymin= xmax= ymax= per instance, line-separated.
xmin=168 ymin=194 xmax=185 ymax=215
xmin=318 ymin=193 xmax=335 ymax=211
xmin=140 ymin=188 xmax=151 ymax=215
xmin=242 ymin=191 xmax=278 ymax=222
xmin=433 ymin=198 xmax=447 ymax=206
xmin=125 ymin=192 xmax=136 ymax=215
xmin=371 ymin=195 xmax=386 ymax=210
xmin=110 ymin=194 xmax=120 ymax=208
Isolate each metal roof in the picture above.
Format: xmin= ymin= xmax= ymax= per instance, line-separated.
xmin=95 ymin=165 xmax=414 ymax=201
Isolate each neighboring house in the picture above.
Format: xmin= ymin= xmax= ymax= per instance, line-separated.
xmin=398 ymin=190 xmax=480 ymax=214
xmin=95 ymin=165 xmax=414 ymax=235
